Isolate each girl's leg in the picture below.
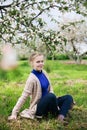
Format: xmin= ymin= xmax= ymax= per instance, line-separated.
xmin=57 ymin=94 xmax=73 ymax=117
xmin=36 ymin=93 xmax=58 ymax=117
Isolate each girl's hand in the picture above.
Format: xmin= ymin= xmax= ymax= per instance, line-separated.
xmin=8 ymin=115 xmax=17 ymax=120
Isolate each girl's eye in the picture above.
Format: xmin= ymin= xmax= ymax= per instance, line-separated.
xmin=41 ymin=60 xmax=44 ymax=63
xmin=36 ymin=61 xmax=40 ymax=63
xmin=36 ymin=60 xmax=44 ymax=63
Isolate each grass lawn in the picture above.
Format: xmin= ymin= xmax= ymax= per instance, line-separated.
xmin=0 ymin=60 xmax=87 ymax=130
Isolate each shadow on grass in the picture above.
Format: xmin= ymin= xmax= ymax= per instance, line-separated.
xmin=0 ymin=107 xmax=87 ymax=130
xmin=0 ymin=116 xmax=11 ymax=130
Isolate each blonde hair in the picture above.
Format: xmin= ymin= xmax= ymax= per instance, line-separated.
xmin=29 ymin=52 xmax=44 ymax=62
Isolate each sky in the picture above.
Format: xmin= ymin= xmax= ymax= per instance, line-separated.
xmin=39 ymin=8 xmax=84 ymax=30
xmin=0 ymin=0 xmax=13 ymax=5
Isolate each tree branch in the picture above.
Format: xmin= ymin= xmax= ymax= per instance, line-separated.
xmin=28 ymin=4 xmax=60 ymax=26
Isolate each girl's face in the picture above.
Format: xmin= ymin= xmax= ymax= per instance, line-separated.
xmin=31 ymin=55 xmax=44 ymax=71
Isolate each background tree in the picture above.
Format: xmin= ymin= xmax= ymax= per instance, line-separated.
xmin=59 ymin=18 xmax=87 ymax=64
xmin=37 ymin=29 xmax=67 ymax=60
xmin=0 ymin=0 xmax=87 ymax=60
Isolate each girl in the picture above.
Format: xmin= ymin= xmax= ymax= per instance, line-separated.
xmin=8 ymin=52 xmax=73 ymax=122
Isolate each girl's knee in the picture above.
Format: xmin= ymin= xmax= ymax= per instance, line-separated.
xmin=48 ymin=93 xmax=56 ymax=100
xmin=66 ymin=94 xmax=73 ymax=102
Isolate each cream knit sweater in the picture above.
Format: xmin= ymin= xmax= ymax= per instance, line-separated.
xmin=11 ymin=71 xmax=53 ymax=119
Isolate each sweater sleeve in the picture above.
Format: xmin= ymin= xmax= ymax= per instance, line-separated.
xmin=12 ymin=78 xmax=34 ymax=116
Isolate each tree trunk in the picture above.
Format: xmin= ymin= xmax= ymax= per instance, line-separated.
xmin=76 ymin=55 xmax=81 ymax=64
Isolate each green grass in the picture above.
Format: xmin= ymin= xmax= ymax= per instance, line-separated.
xmin=0 ymin=60 xmax=87 ymax=130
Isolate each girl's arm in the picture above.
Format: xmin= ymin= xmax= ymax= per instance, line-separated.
xmin=8 ymin=79 xmax=33 ymax=120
